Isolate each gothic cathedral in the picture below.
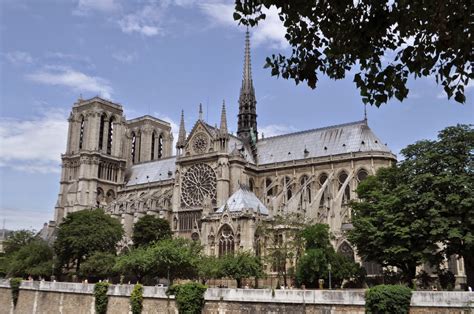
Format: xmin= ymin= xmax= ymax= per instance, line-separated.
xmin=52 ymin=31 xmax=399 ymax=274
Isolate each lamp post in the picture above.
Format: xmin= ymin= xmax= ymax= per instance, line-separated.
xmin=328 ymin=263 xmax=332 ymax=290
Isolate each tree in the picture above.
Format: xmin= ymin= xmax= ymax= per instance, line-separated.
xmin=132 ymin=215 xmax=172 ymax=247
xmin=234 ymin=1 xmax=472 ymax=106
xmin=257 ymin=213 xmax=307 ymax=287
xmin=54 ymin=209 xmax=123 ymax=272
xmin=114 ymin=247 xmax=154 ymax=282
xmin=79 ymin=252 xmax=117 ymax=280
xmin=295 ymin=224 xmax=361 ymax=288
xmin=221 ymin=251 xmax=264 ymax=288
xmin=148 ymin=238 xmax=201 ymax=284
xmin=197 ymin=256 xmax=224 ymax=284
xmin=3 ymin=230 xmax=35 ymax=255
xmin=349 ymin=125 xmax=474 ymax=286
xmin=6 ymin=239 xmax=53 ymax=278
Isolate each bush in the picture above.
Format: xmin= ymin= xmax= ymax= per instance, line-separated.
xmin=10 ymin=277 xmax=22 ymax=307
xmin=168 ymin=282 xmax=207 ymax=314
xmin=365 ymin=285 xmax=412 ymax=314
xmin=94 ymin=282 xmax=110 ymax=314
xmin=130 ymin=283 xmax=143 ymax=314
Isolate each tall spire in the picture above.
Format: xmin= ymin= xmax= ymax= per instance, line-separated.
xmin=237 ymin=28 xmax=258 ymax=143
xmin=220 ymin=100 xmax=228 ymax=134
xmin=198 ymin=103 xmax=203 ymax=121
xmin=176 ymin=110 xmax=186 ymax=149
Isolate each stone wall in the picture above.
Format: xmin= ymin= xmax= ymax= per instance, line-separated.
xmin=0 ymin=280 xmax=473 ymax=314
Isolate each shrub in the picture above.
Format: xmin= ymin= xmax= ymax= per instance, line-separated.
xmin=10 ymin=277 xmax=22 ymax=307
xmin=130 ymin=283 xmax=143 ymax=314
xmin=94 ymin=282 xmax=110 ymax=314
xmin=365 ymin=284 xmax=412 ymax=314
xmin=168 ymin=282 xmax=206 ymax=314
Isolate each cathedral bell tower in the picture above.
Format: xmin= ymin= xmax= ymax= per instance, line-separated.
xmin=237 ymin=29 xmax=258 ymax=145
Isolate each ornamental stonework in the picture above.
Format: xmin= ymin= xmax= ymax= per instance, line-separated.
xmin=181 ymin=163 xmax=216 ymax=207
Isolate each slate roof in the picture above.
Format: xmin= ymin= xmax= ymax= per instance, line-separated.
xmin=126 ymin=156 xmax=176 ymax=186
xmin=256 ymin=120 xmax=392 ymax=164
xmin=216 ymin=187 xmax=269 ymax=215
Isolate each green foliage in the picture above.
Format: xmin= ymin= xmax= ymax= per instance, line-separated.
xmin=168 ymin=282 xmax=207 ymax=314
xmin=234 ymin=1 xmax=472 ymax=106
xmin=54 ymin=208 xmax=123 ymax=272
xmin=10 ymin=277 xmax=22 ymax=307
xmin=296 ymin=223 xmax=362 ymax=288
xmin=94 ymin=282 xmax=110 ymax=314
xmin=197 ymin=256 xmax=224 ymax=284
xmin=415 ymin=271 xmax=435 ymax=290
xmin=148 ymin=238 xmax=201 ymax=284
xmin=130 ymin=283 xmax=143 ymax=314
xmin=6 ymin=239 xmax=53 ymax=278
xmin=349 ymin=125 xmax=474 ymax=286
xmin=365 ymin=285 xmax=412 ymax=314
xmin=114 ymin=238 xmax=201 ymax=284
xmin=220 ymin=251 xmax=264 ymax=288
xmin=3 ymin=230 xmax=35 ymax=255
xmin=114 ymin=247 xmax=153 ymax=282
xmin=132 ymin=215 xmax=172 ymax=248
xmin=80 ymin=252 xmax=117 ymax=280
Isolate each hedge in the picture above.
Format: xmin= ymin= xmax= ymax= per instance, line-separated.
xmin=365 ymin=284 xmax=412 ymax=314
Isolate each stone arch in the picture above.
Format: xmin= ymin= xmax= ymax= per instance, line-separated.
xmin=106 ymin=189 xmax=115 ymax=204
xmin=98 ymin=113 xmax=107 ymax=150
xmin=96 ymin=187 xmax=105 ymax=207
xmin=338 ymin=170 xmax=351 ymax=204
xmin=218 ymin=224 xmax=234 ymax=257
xmin=356 ymin=168 xmax=369 ymax=182
xmin=299 ymin=174 xmax=312 ymax=205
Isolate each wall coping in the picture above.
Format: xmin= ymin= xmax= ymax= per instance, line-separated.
xmin=0 ymin=280 xmax=473 ymax=308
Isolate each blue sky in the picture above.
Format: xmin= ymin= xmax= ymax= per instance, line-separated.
xmin=0 ymin=0 xmax=472 ymax=230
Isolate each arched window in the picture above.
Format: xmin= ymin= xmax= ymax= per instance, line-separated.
xmin=339 ymin=171 xmax=351 ymax=204
xmin=106 ymin=116 xmax=114 ymax=155
xmin=79 ymin=116 xmax=85 ymax=150
xmin=158 ymin=134 xmax=163 ymax=158
xmin=249 ymin=178 xmax=255 ymax=192
xmin=96 ymin=187 xmax=104 ymax=207
xmin=151 ymin=132 xmax=156 ymax=160
xmin=338 ymin=242 xmax=355 ymax=261
xmin=106 ymin=190 xmax=115 ymax=204
xmin=300 ymin=175 xmax=312 ymax=208
xmin=98 ymin=114 xmax=106 ymax=150
xmin=218 ymin=224 xmax=234 ymax=257
xmin=283 ymin=176 xmax=293 ymax=201
xmin=265 ymin=178 xmax=273 ymax=196
xmin=319 ymin=173 xmax=328 ymax=208
xmin=357 ymin=169 xmax=369 ymax=182
xmin=131 ymin=132 xmax=137 ymax=163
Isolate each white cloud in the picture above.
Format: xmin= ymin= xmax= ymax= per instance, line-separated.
xmin=118 ymin=4 xmax=163 ymax=37
xmin=74 ymin=0 xmax=120 ymax=15
xmin=199 ymin=3 xmax=288 ymax=48
xmin=0 ymin=207 xmax=51 ymax=230
xmin=0 ymin=107 xmax=68 ymax=174
xmin=5 ymin=51 xmax=34 ymax=65
xmin=260 ymin=124 xmax=297 ymax=138
xmin=26 ymin=67 xmax=113 ymax=99
xmin=112 ymin=51 xmax=137 ymax=63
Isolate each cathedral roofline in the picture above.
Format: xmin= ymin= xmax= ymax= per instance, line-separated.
xmin=74 ymin=96 xmax=123 ymax=110
xmin=126 ymin=115 xmax=171 ymax=127
xmin=259 ymin=120 xmax=368 ymax=142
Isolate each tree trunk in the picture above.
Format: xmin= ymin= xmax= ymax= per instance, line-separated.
xmin=236 ymin=278 xmax=242 ymax=288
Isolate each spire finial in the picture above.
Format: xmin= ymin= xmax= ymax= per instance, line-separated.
xmin=177 ymin=110 xmax=186 ymax=149
xmin=220 ymin=99 xmax=228 ymax=134
xmin=199 ymin=103 xmax=203 ymax=121
xmin=364 ymin=104 xmax=368 ymax=124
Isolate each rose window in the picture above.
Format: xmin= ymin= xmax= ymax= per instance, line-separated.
xmin=181 ymin=163 xmax=216 ymax=207
xmin=192 ymin=133 xmax=209 ymax=154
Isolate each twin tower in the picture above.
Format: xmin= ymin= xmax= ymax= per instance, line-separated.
xmin=54 ymin=30 xmax=258 ymax=222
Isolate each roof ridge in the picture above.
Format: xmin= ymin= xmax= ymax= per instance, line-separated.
xmin=259 ymin=120 xmax=367 ymax=141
